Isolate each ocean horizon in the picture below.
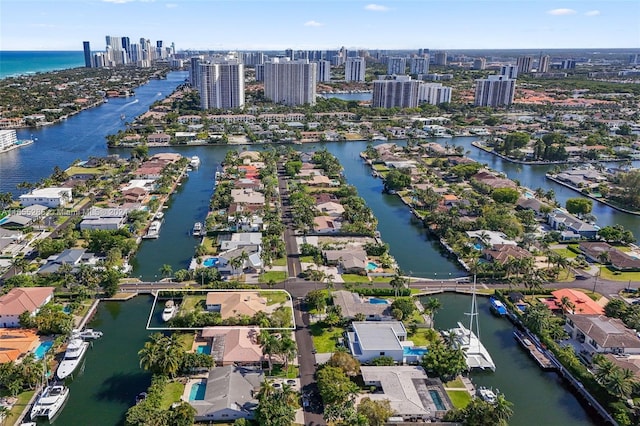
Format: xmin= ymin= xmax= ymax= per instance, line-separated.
xmin=0 ymin=51 xmax=85 ymax=79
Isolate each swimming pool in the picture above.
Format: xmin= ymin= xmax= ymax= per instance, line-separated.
xmin=429 ymin=390 xmax=446 ymax=411
xmin=189 ymin=382 xmax=206 ymax=401
xmin=203 ymin=257 xmax=218 ymax=268
xmin=196 ymin=345 xmax=211 ymax=355
xmin=34 ymin=341 xmax=53 ymax=360
xmin=473 ymin=243 xmax=483 ymax=250
xmin=366 ymin=261 xmax=379 ymax=271
xmin=369 ymin=298 xmax=389 ymax=305
xmin=403 ymin=347 xmax=428 ymax=356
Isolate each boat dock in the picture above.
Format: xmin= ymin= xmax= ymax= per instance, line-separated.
xmin=513 ymin=329 xmax=556 ymax=370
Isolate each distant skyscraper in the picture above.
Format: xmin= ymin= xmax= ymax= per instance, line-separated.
xmin=345 ymin=57 xmax=366 ymax=82
xmin=629 ymin=54 xmax=639 ymax=65
xmin=264 ymin=60 xmax=317 ymax=106
xmin=418 ymin=83 xmax=452 ymax=105
xmin=285 ymin=48 xmax=294 ymax=61
xmin=410 ymin=57 xmax=429 ymax=75
xmin=372 ymin=76 xmax=420 ymax=108
xmin=474 ymin=75 xmax=516 ymax=107
xmin=473 ymin=58 xmax=486 ymax=70
xmin=561 ymin=59 xmax=576 ymax=69
xmin=156 ymin=40 xmax=164 ymax=59
xmin=387 ymin=57 xmax=407 ymax=75
xmin=538 ymin=54 xmax=550 ymax=73
xmin=434 ymin=51 xmax=447 ymax=66
xmin=418 ymin=48 xmax=430 ymax=56
xmin=189 ymin=56 xmax=203 ymax=88
xmin=516 ymin=56 xmax=533 ymax=74
xmin=500 ymin=65 xmax=518 ymax=79
xmin=83 ymin=42 xmax=92 ymax=68
xmin=198 ymin=61 xmax=245 ymax=110
xmin=316 ymin=60 xmax=331 ymax=82
xmin=255 ymin=64 xmax=265 ymax=82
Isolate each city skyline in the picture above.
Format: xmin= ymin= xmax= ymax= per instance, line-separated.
xmin=1 ymin=0 xmax=639 ymax=51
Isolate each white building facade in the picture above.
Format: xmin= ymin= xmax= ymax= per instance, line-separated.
xmin=345 ymin=57 xmax=366 ymax=82
xmin=198 ymin=61 xmax=245 ymax=110
xmin=263 ymin=60 xmax=317 ymax=106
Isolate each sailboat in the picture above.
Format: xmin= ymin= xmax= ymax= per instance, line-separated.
xmin=448 ymin=275 xmax=496 ymax=371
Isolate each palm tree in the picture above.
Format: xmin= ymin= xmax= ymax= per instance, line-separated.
xmin=279 ymin=335 xmax=297 ymax=371
xmin=558 ymin=296 xmax=575 ymax=316
xmin=608 ymin=368 xmax=636 ymax=399
xmin=324 ymin=274 xmax=335 ymax=291
xmin=390 ymin=273 xmax=407 ymax=297
xmin=424 ymin=298 xmax=442 ymax=325
xmin=259 ymin=331 xmax=279 ymax=374
xmin=493 ymin=393 xmax=514 ymax=424
xmin=159 ymin=264 xmax=173 ymax=278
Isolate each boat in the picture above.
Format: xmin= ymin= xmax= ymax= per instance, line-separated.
xmin=161 ymin=300 xmax=177 ymax=322
xmin=192 ymin=222 xmax=203 ymax=237
xmin=72 ymin=329 xmax=103 ymax=340
xmin=190 ymin=156 xmax=201 ymax=168
xmin=155 ymin=211 xmax=164 ymax=220
xmin=135 ymin=392 xmax=148 ymax=404
xmin=30 ymin=385 xmax=69 ymax=420
xmin=56 ymin=338 xmax=90 ymax=380
xmin=477 ymin=386 xmax=497 ymax=403
xmin=489 ymin=297 xmax=507 ymax=316
xmin=143 ymin=221 xmax=162 ymax=239
xmin=448 ymin=276 xmax=496 ymax=371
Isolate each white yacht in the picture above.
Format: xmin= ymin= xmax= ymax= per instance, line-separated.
xmin=73 ymin=329 xmax=103 ymax=340
xmin=190 ymin=156 xmax=201 ymax=168
xmin=56 ymin=338 xmax=90 ymax=380
xmin=143 ymin=220 xmax=162 ymax=239
xmin=192 ymin=222 xmax=203 ymax=237
xmin=161 ymin=300 xmax=177 ymax=322
xmin=30 ymin=385 xmax=69 ymax=420
xmin=477 ymin=386 xmax=497 ymax=403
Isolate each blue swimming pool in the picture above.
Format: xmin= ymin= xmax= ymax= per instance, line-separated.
xmin=189 ymin=382 xmax=206 ymax=401
xmin=403 ymin=347 xmax=428 ymax=356
xmin=63 ymin=306 xmax=72 ymax=314
xmin=429 ymin=389 xmax=446 ymax=411
xmin=34 ymin=341 xmax=53 ymax=360
xmin=474 ymin=243 xmax=483 ymax=250
xmin=196 ymin=345 xmax=211 ymax=355
xmin=366 ymin=261 xmax=379 ymax=271
xmin=203 ymin=257 xmax=218 ymax=268
xmin=369 ymin=298 xmax=389 ymax=305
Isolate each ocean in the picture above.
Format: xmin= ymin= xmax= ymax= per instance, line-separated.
xmin=0 ymin=51 xmax=84 ymax=79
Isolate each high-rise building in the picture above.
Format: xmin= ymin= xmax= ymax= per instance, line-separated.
xmin=418 ymin=83 xmax=452 ymax=105
xmin=255 ymin=64 xmax=265 ymax=82
xmin=473 ymin=58 xmax=486 ymax=70
xmin=500 ymin=65 xmax=518 ymax=79
xmin=83 ymin=42 xmax=92 ymax=68
xmin=345 ymin=57 xmax=366 ymax=82
xmin=629 ymin=54 xmax=639 ymax=65
xmin=198 ymin=61 xmax=245 ymax=110
xmin=156 ymin=40 xmax=164 ymax=59
xmin=315 ymin=60 xmax=331 ymax=83
xmin=516 ymin=56 xmax=533 ymax=74
xmin=189 ymin=56 xmax=203 ymax=88
xmin=121 ymin=37 xmax=131 ymax=59
xmin=240 ymin=52 xmax=265 ymax=66
xmin=434 ymin=51 xmax=447 ymax=66
xmin=410 ymin=57 xmax=429 ymax=75
xmin=474 ymin=75 xmax=516 ymax=107
xmin=418 ymin=48 xmax=430 ymax=56
xmin=561 ymin=59 xmax=576 ymax=69
xmin=536 ymin=55 xmax=549 ymax=73
xmin=264 ymin=60 xmax=317 ymax=106
xmin=372 ymin=76 xmax=421 ymax=108
xmin=387 ymin=57 xmax=407 ymax=75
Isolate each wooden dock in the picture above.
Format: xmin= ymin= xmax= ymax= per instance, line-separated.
xmin=513 ymin=329 xmax=556 ymax=371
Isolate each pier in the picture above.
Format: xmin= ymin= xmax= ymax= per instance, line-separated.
xmin=513 ymin=329 xmax=555 ymax=371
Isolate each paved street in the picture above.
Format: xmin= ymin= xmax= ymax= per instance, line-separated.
xmin=277 ymin=161 xmax=303 ymax=279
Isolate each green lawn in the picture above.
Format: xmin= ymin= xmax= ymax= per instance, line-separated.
xmin=371 ymin=276 xmax=391 ymax=283
xmin=299 ymin=256 xmax=315 ymax=264
xmin=181 ymin=295 xmax=205 ymax=312
xmin=599 ymin=267 xmax=640 ymax=282
xmin=341 ymin=274 xmax=370 ymax=283
xmin=65 ymin=165 xmax=110 ymax=175
xmin=175 ymin=332 xmax=195 ymax=350
xmin=201 ymin=237 xmax=217 ymax=255
xmin=262 ymin=290 xmax=290 ymax=306
xmin=3 ymin=390 xmax=35 ymax=425
xmin=446 ymin=390 xmax=472 ymax=409
xmin=272 ymin=257 xmax=288 ymax=267
xmin=160 ymin=381 xmax=184 ymax=409
xmin=445 ymin=378 xmax=465 ymax=388
xmin=269 ymin=364 xmax=299 ymax=379
xmin=407 ymin=328 xmax=436 ymax=346
xmin=372 ymin=164 xmax=389 ymax=171
xmin=552 ymin=248 xmax=576 ymax=258
xmin=259 ymin=271 xmax=288 ymax=283
xmin=310 ymin=323 xmax=344 ymax=353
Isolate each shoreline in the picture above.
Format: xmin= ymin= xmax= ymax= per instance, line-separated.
xmin=0 ymin=139 xmax=33 ymax=154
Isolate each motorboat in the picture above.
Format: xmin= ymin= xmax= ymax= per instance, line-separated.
xmin=161 ymin=300 xmax=177 ymax=322
xmin=477 ymin=386 xmax=497 ymax=403
xmin=155 ymin=211 xmax=164 ymax=220
xmin=190 ymin=156 xmax=201 ymax=168
xmin=489 ymin=297 xmax=507 ymax=316
xmin=30 ymin=385 xmax=69 ymax=420
xmin=192 ymin=222 xmax=203 ymax=237
xmin=56 ymin=338 xmax=90 ymax=380
xmin=73 ymin=329 xmax=103 ymax=340
xmin=143 ymin=221 xmax=162 ymax=239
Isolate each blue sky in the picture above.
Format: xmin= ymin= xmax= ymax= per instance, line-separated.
xmin=1 ymin=0 xmax=638 ymax=51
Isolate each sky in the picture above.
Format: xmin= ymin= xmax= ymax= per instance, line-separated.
xmin=1 ymin=0 xmax=639 ymax=51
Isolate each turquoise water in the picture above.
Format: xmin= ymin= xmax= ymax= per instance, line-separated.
xmin=429 ymin=389 xmax=446 ymax=411
xmin=368 ymin=297 xmax=389 ymax=305
xmin=189 ymin=382 xmax=206 ymax=401
xmin=366 ymin=261 xmax=378 ymax=270
xmin=33 ymin=340 xmax=53 ymax=360
xmin=474 ymin=243 xmax=483 ymax=250
xmin=403 ymin=347 xmax=428 ymax=356
xmin=0 ymin=51 xmax=84 ymax=79
xmin=203 ymin=257 xmax=218 ymax=268
xmin=196 ymin=345 xmax=211 ymax=355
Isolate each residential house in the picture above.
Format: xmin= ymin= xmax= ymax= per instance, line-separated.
xmin=565 ymin=314 xmax=640 ymax=356
xmin=202 ymin=328 xmax=263 ymax=366
xmin=516 ymin=198 xmax=550 ymax=217
xmin=79 ymin=207 xmax=129 ymax=231
xmin=217 ymin=245 xmax=262 ymax=275
xmin=205 ymin=292 xmax=267 ymax=319
xmin=0 ymin=328 xmax=39 ymax=363
xmin=547 ymin=210 xmax=598 ymax=239
xmin=219 ymin=233 xmax=262 ymax=252
xmin=232 ymin=178 xmax=263 ymax=191
xmin=579 ymin=242 xmax=640 ymax=271
xmin=332 ymin=291 xmax=392 ymax=321
xmin=306 ymin=175 xmax=332 ymax=187
xmin=466 ymin=230 xmax=517 ymax=248
xmin=0 ymin=287 xmax=55 ymax=327
xmin=551 ymin=289 xmax=604 ymax=315
xmin=347 ymin=321 xmax=407 ymax=363
xmin=19 ymin=187 xmax=72 ymax=208
xmin=231 ymin=189 xmax=265 ymax=205
xmin=313 ymin=216 xmax=342 ymax=234
xmin=38 ymin=249 xmax=100 ymax=274
xmin=190 ymin=366 xmax=263 ymax=422
xmin=471 ymin=170 xmax=517 ymax=189
xmin=122 ymin=187 xmax=148 ymax=203
xmin=147 ymin=133 xmax=171 ymax=144
xmin=483 ymin=244 xmax=532 ymax=265
xmin=324 ymin=249 xmax=367 ymax=274
xmin=315 ymin=201 xmax=345 ymax=217
xmin=360 ymin=366 xmax=450 ymax=421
